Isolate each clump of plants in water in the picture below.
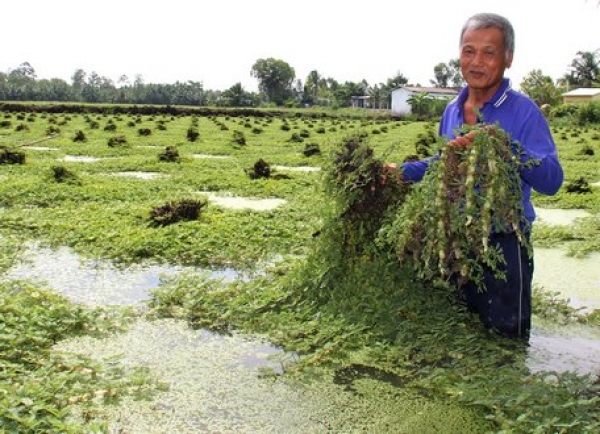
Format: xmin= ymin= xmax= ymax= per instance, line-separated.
xmin=565 ymin=176 xmax=592 ymax=194
xmin=245 ymin=158 xmax=271 ymax=179
xmin=49 ymin=165 xmax=81 ymax=185
xmin=107 ymin=135 xmax=128 ymax=147
xmin=72 ymin=130 xmax=86 ymax=142
xmin=149 ymin=198 xmax=207 ymax=227
xmin=303 ymin=142 xmax=321 ymax=157
xmin=187 ymin=127 xmax=199 ymax=142
xmin=378 ymin=124 xmax=538 ymax=289
xmin=0 ymin=146 xmax=26 ymax=164
xmin=158 ymin=145 xmax=181 ymax=163
xmin=414 ymin=124 xmax=438 ymax=157
xmin=231 ymin=130 xmax=246 ymax=146
xmin=323 ymin=132 xmax=410 ymax=255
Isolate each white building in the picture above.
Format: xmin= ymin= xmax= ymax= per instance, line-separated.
xmin=391 ymin=86 xmax=459 ymax=116
xmin=562 ymin=88 xmax=600 ymax=104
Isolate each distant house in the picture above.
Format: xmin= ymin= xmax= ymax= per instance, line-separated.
xmin=391 ymin=86 xmax=459 ymax=116
xmin=351 ymin=95 xmax=372 ymax=108
xmin=562 ymin=88 xmax=600 ymax=104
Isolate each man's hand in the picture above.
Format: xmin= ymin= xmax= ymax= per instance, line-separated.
xmin=448 ymin=130 xmax=478 ymax=148
xmin=381 ymin=163 xmax=404 ymax=185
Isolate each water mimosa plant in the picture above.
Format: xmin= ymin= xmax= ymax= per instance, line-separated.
xmin=378 ymin=123 xmax=540 ymax=289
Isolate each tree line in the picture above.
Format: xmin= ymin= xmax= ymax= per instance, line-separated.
xmin=0 ymin=50 xmax=598 ymax=109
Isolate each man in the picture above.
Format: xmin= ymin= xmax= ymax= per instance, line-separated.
xmin=387 ymin=13 xmax=564 ymax=338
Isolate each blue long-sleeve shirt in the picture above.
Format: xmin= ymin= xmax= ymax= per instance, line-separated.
xmin=402 ymin=78 xmax=564 ymax=224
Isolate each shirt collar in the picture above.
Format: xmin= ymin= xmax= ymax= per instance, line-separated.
xmin=457 ymin=77 xmax=512 ymax=109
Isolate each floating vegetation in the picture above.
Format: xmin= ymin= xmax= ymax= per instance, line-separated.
xmin=0 ymin=281 xmax=164 ymax=433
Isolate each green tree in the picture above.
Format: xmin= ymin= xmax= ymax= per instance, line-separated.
xmin=431 ymin=59 xmax=464 ymax=88
xmin=222 ymin=82 xmax=255 ymax=107
xmin=250 ymin=58 xmax=295 ymax=105
xmin=305 ymin=70 xmax=322 ymax=104
xmin=333 ymin=81 xmax=364 ymax=107
xmin=565 ymin=50 xmax=600 ymax=87
xmin=431 ymin=62 xmax=450 ymax=87
xmin=520 ymin=69 xmax=563 ymax=107
xmin=7 ymin=62 xmax=37 ymax=100
xmin=368 ymin=84 xmax=389 ymax=109
xmin=36 ymin=78 xmax=73 ymax=101
xmin=448 ymin=58 xmax=464 ymax=87
xmin=71 ymin=69 xmax=86 ymax=101
xmin=407 ymin=92 xmax=433 ymax=118
xmin=386 ymin=72 xmax=409 ymax=90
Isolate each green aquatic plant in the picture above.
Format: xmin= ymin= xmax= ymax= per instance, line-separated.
xmin=0 ymin=281 xmax=164 ymax=433
xmin=379 ymin=123 xmax=538 ymax=289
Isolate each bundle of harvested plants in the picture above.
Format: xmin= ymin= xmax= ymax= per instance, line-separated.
xmin=323 ymin=133 xmax=411 ymax=256
xmin=378 ymin=123 xmax=539 ymax=289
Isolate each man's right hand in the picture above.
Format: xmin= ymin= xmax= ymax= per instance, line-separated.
xmin=381 ymin=163 xmax=404 ymax=185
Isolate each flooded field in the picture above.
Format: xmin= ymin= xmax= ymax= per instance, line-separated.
xmin=5 ymin=241 xmax=600 ymax=381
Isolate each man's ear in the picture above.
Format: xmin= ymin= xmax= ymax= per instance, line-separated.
xmin=506 ymin=51 xmax=514 ymax=69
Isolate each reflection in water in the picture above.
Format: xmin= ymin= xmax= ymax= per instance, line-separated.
xmin=3 ymin=243 xmax=237 ymax=306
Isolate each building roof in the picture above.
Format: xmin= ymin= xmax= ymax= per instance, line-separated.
xmin=395 ymin=86 xmax=459 ymax=95
xmin=562 ymin=88 xmax=600 ymax=97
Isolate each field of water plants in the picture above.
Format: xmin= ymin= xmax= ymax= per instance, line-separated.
xmin=0 ymin=105 xmax=599 ymax=432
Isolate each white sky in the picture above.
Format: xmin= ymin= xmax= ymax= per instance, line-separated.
xmin=2 ymin=0 xmax=599 ymax=92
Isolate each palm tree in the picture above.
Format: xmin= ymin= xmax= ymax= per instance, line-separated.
xmin=568 ymin=50 xmax=600 ymax=87
xmin=407 ymin=92 xmax=432 ymax=117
